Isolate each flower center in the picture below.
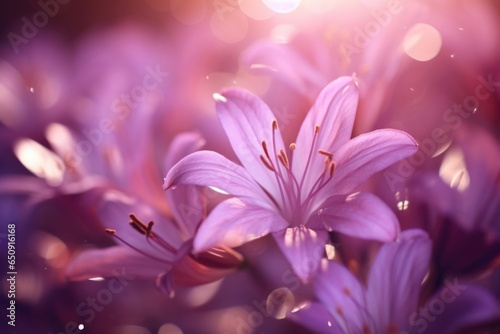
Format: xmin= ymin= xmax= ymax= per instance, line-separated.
xmin=259 ymin=120 xmax=336 ymax=224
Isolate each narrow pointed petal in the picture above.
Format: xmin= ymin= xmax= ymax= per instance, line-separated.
xmin=215 ymin=89 xmax=286 ymax=201
xmin=314 ymin=192 xmax=400 ymax=242
xmin=242 ymin=40 xmax=327 ymax=96
xmin=66 ymin=246 xmax=169 ymax=281
xmin=164 ymin=150 xmax=271 ymax=207
xmin=314 ymin=261 xmax=369 ymax=333
xmin=164 ymin=132 xmax=206 ymax=237
xmin=331 ymin=129 xmax=418 ymax=195
xmin=193 ymin=198 xmax=288 ymax=252
xmin=292 ymin=76 xmax=358 ymax=189
xmin=367 ymin=229 xmax=432 ymax=332
xmin=273 ymin=226 xmax=328 ymax=282
xmin=164 ymin=132 xmax=206 ymax=171
xmin=289 ymin=302 xmax=342 ymax=333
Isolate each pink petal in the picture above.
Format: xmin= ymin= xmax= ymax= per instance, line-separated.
xmin=332 ymin=129 xmax=418 ymax=195
xmin=66 ymin=246 xmax=169 ymax=281
xmin=314 ymin=260 xmax=368 ymax=333
xmin=215 ymin=88 xmax=287 ymax=202
xmin=273 ymin=225 xmax=328 ymax=282
xmin=164 ymin=132 xmax=206 ymax=171
xmin=291 ymin=76 xmax=358 ymax=195
xmin=289 ymin=302 xmax=342 ymax=333
xmin=367 ymin=229 xmax=432 ymax=331
xmin=193 ymin=198 xmax=288 ymax=252
xmin=315 ymin=192 xmax=400 ymax=242
xmin=241 ymin=39 xmax=327 ymax=96
xmin=164 ymin=150 xmax=271 ymax=208
xmin=172 ymin=247 xmax=243 ymax=287
xmin=164 ymin=132 xmax=206 ymax=237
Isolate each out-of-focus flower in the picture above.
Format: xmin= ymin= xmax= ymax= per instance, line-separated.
xmin=66 ymin=133 xmax=243 ymax=296
xmin=242 ymin=0 xmax=500 ymax=138
xmin=395 ymin=125 xmax=500 ymax=287
xmin=290 ymin=229 xmax=431 ymax=333
xmin=165 ymin=76 xmax=417 ymax=282
xmin=290 ymin=229 xmax=500 ymax=334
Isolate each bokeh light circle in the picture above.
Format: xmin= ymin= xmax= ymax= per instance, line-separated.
xmin=263 ymin=0 xmax=301 ymax=14
xmin=403 ymin=23 xmax=442 ymax=62
xmin=210 ymin=9 xmax=248 ymax=43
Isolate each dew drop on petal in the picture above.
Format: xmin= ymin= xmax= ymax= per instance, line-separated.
xmin=78 ymin=324 xmax=84 ymax=330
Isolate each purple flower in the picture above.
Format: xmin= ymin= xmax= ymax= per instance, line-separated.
xmin=66 ymin=133 xmax=243 ymax=296
xmin=290 ymin=229 xmax=431 ymax=333
xmin=165 ymin=76 xmax=418 ymax=281
xmin=291 ymin=229 xmax=500 ymax=333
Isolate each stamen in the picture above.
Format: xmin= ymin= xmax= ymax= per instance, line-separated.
xmin=329 ymin=162 xmax=336 ymax=178
xmin=129 ymin=213 xmax=148 ymax=233
xmin=260 ymin=155 xmax=275 ymax=171
xmin=262 ymin=141 xmax=272 ymax=161
xmin=129 ymin=220 xmax=146 ymax=235
xmin=272 ymin=119 xmax=278 ymax=130
xmin=146 ymin=221 xmax=154 ymax=237
xmin=314 ymin=125 xmax=320 ymax=134
xmin=278 ymin=149 xmax=290 ymax=169
xmin=318 ymin=149 xmax=333 ymax=158
xmin=105 ymin=227 xmax=171 ymax=264
xmin=289 ymin=143 xmax=296 ymax=150
xmin=105 ymin=228 xmax=116 ymax=235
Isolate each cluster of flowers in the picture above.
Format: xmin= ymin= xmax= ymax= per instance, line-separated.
xmin=1 ymin=0 xmax=500 ymax=333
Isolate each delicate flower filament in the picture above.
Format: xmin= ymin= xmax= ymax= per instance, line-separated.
xmin=259 ymin=120 xmax=336 ymax=223
xmin=105 ymin=213 xmax=178 ymax=263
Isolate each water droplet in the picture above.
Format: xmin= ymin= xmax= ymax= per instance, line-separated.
xmin=78 ymin=324 xmax=84 ymax=330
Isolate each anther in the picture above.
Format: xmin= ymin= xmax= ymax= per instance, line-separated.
xmin=130 ymin=213 xmax=147 ymax=229
xmin=262 ymin=141 xmax=272 ymax=160
xmin=105 ymin=228 xmax=116 ymax=235
xmin=146 ymin=221 xmax=154 ymax=237
xmin=289 ymin=143 xmax=296 ymax=150
xmin=260 ymin=155 xmax=275 ymax=171
xmin=129 ymin=221 xmax=146 ymax=235
xmin=318 ymin=149 xmax=333 ymax=158
xmin=272 ymin=119 xmax=278 ymax=130
xmin=314 ymin=125 xmax=320 ymax=134
xmin=278 ymin=149 xmax=290 ymax=169
xmin=329 ymin=162 xmax=336 ymax=178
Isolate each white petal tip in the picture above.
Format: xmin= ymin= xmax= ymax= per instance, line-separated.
xmin=213 ymin=93 xmax=227 ymax=103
